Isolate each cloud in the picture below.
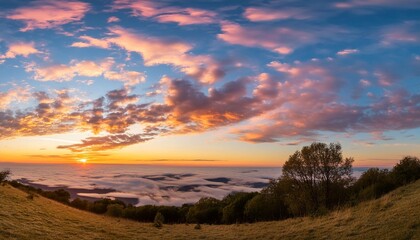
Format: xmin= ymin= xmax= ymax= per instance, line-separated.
xmin=57 ymin=133 xmax=154 ymax=152
xmin=107 ymin=16 xmax=120 ymax=23
xmin=71 ymin=27 xmax=225 ymax=83
xmin=233 ymin=60 xmax=420 ymax=143
xmin=112 ymin=0 xmax=218 ymax=25
xmin=267 ymin=61 xmax=301 ymax=76
xmin=160 ymin=77 xmax=263 ymax=133
xmin=6 ymin=0 xmax=90 ymax=31
xmin=375 ymin=70 xmax=399 ymax=87
xmin=0 ymin=89 xmax=81 ymax=139
xmin=244 ymin=7 xmax=310 ymax=22
xmin=334 ymin=0 xmax=420 ymax=9
xmin=380 ymin=22 xmax=420 ymax=46
xmin=25 ymin=58 xmax=145 ymax=85
xmin=0 ymin=85 xmax=31 ymax=110
xmin=0 ymin=42 xmax=40 ymax=59
xmin=104 ymin=70 xmax=146 ymax=86
xmin=70 ymin=36 xmax=110 ymax=48
xmin=218 ymin=21 xmax=313 ymax=55
xmin=28 ymin=64 xmax=75 ymax=82
xmin=337 ymin=49 xmax=359 ymax=56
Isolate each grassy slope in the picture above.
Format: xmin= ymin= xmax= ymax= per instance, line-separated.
xmin=0 ymin=181 xmax=419 ymax=240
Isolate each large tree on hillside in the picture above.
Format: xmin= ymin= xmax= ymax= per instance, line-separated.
xmin=282 ymin=142 xmax=354 ymax=214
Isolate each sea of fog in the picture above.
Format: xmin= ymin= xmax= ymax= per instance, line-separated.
xmin=0 ymin=163 xmax=368 ymax=206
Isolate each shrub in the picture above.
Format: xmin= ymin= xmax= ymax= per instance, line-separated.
xmin=107 ymin=204 xmax=124 ymax=217
xmin=43 ymin=189 xmax=71 ymax=204
xmin=194 ymin=223 xmax=201 ymax=230
xmin=27 ymin=193 xmax=36 ymax=200
xmin=352 ymin=168 xmax=396 ymax=201
xmin=153 ymin=212 xmax=165 ymax=228
xmin=222 ymin=192 xmax=257 ymax=224
xmin=186 ymin=197 xmax=222 ymax=224
xmin=392 ymin=156 xmax=420 ymax=186
xmin=70 ymin=198 xmax=89 ymax=210
xmin=0 ymin=170 xmax=11 ymax=183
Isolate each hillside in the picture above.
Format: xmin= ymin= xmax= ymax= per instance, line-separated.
xmin=0 ymin=181 xmax=419 ymax=240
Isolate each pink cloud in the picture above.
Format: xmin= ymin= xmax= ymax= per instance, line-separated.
xmin=381 ymin=23 xmax=420 ymax=46
xmin=6 ymin=0 xmax=90 ymax=32
xmin=107 ymin=16 xmax=120 ymax=23
xmin=334 ymin=0 xmax=420 ymax=9
xmin=154 ymin=8 xmax=217 ymax=25
xmin=71 ymin=27 xmax=226 ymax=83
xmin=337 ymin=49 xmax=359 ymax=56
xmin=244 ymin=7 xmax=310 ymax=22
xmin=0 ymin=42 xmax=40 ymax=59
xmin=71 ymin=36 xmax=110 ymax=48
xmin=113 ymin=0 xmax=218 ymax=25
xmin=375 ymin=70 xmax=399 ymax=87
xmin=267 ymin=61 xmax=301 ymax=76
xmin=104 ymin=27 xmax=224 ymax=83
xmin=218 ymin=21 xmax=312 ymax=55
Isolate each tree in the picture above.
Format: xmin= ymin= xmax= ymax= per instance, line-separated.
xmin=244 ymin=179 xmax=290 ymax=222
xmin=282 ymin=142 xmax=354 ymax=214
xmin=0 ymin=170 xmax=11 ymax=183
xmin=221 ymin=192 xmax=256 ymax=224
xmin=392 ymin=156 xmax=420 ymax=186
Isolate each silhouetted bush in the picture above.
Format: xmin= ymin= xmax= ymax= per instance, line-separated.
xmin=107 ymin=204 xmax=124 ymax=217
xmin=187 ymin=197 xmax=222 ymax=224
xmin=245 ymin=179 xmax=290 ymax=222
xmin=0 ymin=170 xmax=11 ymax=183
xmin=70 ymin=198 xmax=89 ymax=210
xmin=392 ymin=156 xmax=420 ymax=186
xmin=352 ymin=168 xmax=396 ymax=201
xmin=153 ymin=212 xmax=165 ymax=228
xmin=194 ymin=223 xmax=201 ymax=230
xmin=88 ymin=198 xmax=125 ymax=214
xmin=43 ymin=189 xmax=71 ymax=204
xmin=222 ymin=192 xmax=257 ymax=224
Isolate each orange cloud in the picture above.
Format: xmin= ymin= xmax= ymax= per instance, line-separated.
xmin=6 ymin=0 xmax=90 ymax=31
xmin=28 ymin=64 xmax=75 ymax=82
xmin=0 ymin=42 xmax=39 ymax=59
xmin=0 ymin=86 xmax=31 ymax=110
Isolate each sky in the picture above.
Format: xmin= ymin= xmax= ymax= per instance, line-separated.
xmin=0 ymin=0 xmax=419 ymax=167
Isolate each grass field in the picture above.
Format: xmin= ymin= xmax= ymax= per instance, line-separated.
xmin=1 ymin=181 xmax=419 ymax=240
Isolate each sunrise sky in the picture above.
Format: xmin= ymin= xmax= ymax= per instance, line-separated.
xmin=0 ymin=0 xmax=419 ymax=167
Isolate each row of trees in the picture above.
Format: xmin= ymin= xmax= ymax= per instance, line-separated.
xmin=2 ymin=142 xmax=420 ymax=225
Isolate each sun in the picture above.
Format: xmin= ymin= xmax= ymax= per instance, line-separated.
xmin=77 ymin=158 xmax=87 ymax=164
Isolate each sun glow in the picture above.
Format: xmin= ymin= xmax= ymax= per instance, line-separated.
xmin=77 ymin=158 xmax=87 ymax=164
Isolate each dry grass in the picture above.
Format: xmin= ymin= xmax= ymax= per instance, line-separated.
xmin=1 ymin=181 xmax=419 ymax=240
